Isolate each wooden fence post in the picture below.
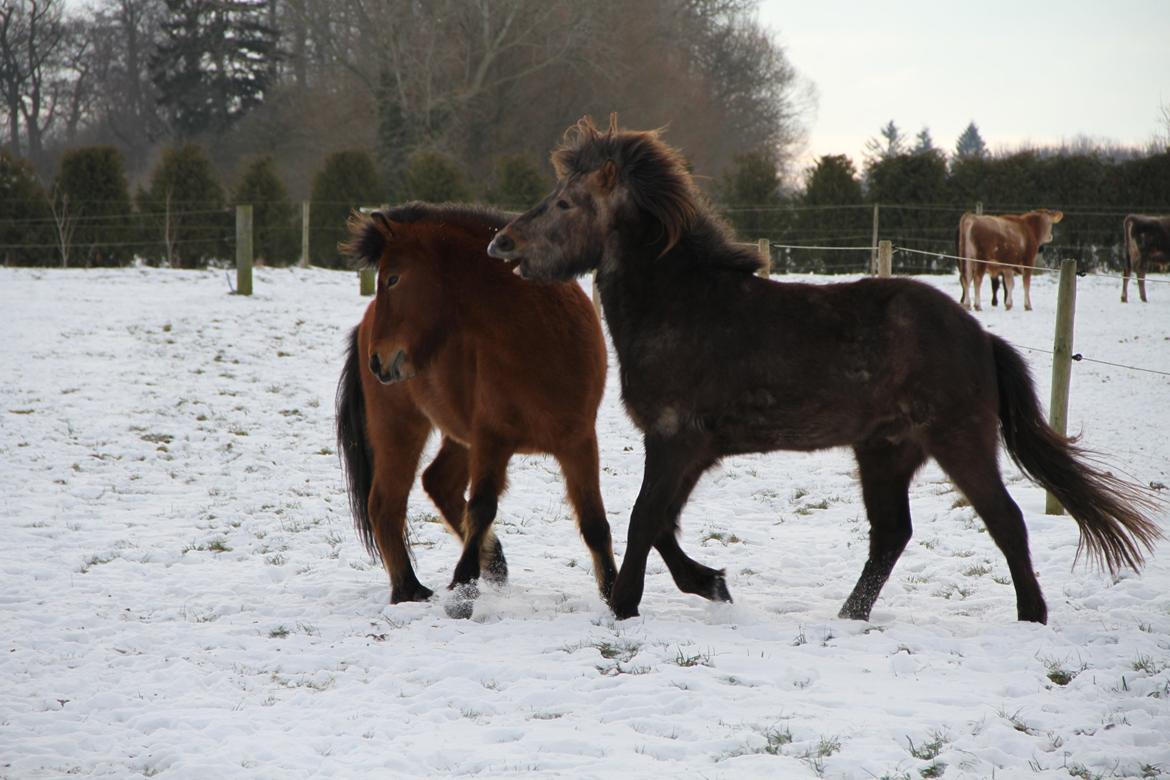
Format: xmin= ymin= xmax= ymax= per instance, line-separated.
xmin=757 ymin=238 xmax=771 ymax=277
xmin=1045 ymin=258 xmax=1078 ymax=515
xmin=300 ymin=200 xmax=310 ymax=268
xmin=975 ymin=200 xmax=983 ymax=215
xmin=877 ymin=239 xmax=892 ymax=277
xmin=870 ymin=203 xmax=880 ymax=274
xmin=235 ymin=204 xmax=253 ymax=296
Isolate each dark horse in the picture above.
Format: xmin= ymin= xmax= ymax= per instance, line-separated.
xmin=336 ymin=202 xmax=616 ymax=616
xmin=488 ymin=117 xmax=1161 ymax=623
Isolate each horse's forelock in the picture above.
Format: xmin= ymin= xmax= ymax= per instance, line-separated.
xmin=340 ymin=212 xmax=386 ymax=270
xmin=551 ymin=121 xmax=699 ymax=253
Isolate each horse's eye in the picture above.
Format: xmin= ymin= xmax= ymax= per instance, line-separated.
xmin=556 ymin=199 xmax=571 ymax=210
xmin=385 ymin=274 xmax=400 ymax=288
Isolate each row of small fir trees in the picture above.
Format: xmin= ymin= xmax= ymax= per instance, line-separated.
xmin=0 ymin=146 xmax=549 ymax=269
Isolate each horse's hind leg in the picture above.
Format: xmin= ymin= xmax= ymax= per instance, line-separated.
xmin=555 ymin=435 xmax=617 ymax=600
xmin=368 ymin=415 xmax=432 ymax=604
xmin=447 ymin=436 xmax=512 ymax=618
xmin=423 ymin=436 xmax=507 ymax=585
xmin=931 ymin=431 xmax=1047 ymax=623
xmin=839 ymin=438 xmax=926 ymax=621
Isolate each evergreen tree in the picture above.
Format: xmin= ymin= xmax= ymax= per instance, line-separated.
xmin=484 ymin=154 xmax=547 ymax=209
xmin=141 ymin=144 xmax=227 ymax=268
xmin=866 ymin=150 xmax=950 ymax=265
xmin=53 ymin=147 xmax=134 ymax=267
xmin=309 ymin=150 xmax=381 ymax=268
xmin=403 ymin=150 xmax=471 ymax=203
xmin=954 ymin=121 xmax=988 ymax=160
xmin=864 ymin=121 xmax=905 ymax=165
xmin=715 ymin=149 xmax=784 ymax=241
xmin=913 ymin=128 xmax=936 ymax=155
xmin=0 ymin=149 xmax=54 ymax=266
xmin=233 ymin=156 xmax=295 ymax=265
xmin=792 ymin=154 xmax=869 ymax=272
xmin=152 ymin=0 xmax=278 ymax=139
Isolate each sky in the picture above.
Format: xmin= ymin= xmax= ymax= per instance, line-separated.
xmin=757 ymin=0 xmax=1170 ymax=170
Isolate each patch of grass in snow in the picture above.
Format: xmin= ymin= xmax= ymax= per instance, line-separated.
xmin=594 ymin=638 xmax=640 ymax=663
xmin=1040 ymin=655 xmax=1087 ymax=686
xmin=702 ymin=530 xmax=741 ymax=545
xmin=997 ymin=707 xmax=1037 ymax=736
xmin=673 ymin=647 xmax=712 ymax=667
xmin=919 ymin=762 xmax=947 ymax=779
xmin=269 ymin=625 xmax=290 ymax=638
xmin=906 ymin=730 xmax=948 ymax=760
xmin=799 ymin=736 xmax=842 ymax=777
xmin=1132 ymin=653 xmax=1165 ymax=674
xmin=79 ymin=552 xmax=116 ymax=572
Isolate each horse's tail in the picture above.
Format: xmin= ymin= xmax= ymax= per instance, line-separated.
xmin=337 ymin=325 xmax=378 ymax=559
xmin=958 ymin=213 xmax=978 ymax=305
xmin=991 ymin=335 xmax=1162 ymax=573
xmin=1123 ymin=215 xmax=1136 ymax=274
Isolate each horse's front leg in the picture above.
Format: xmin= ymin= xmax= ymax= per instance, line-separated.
xmin=446 ymin=436 xmax=512 ymax=618
xmin=610 ymin=435 xmax=716 ymax=620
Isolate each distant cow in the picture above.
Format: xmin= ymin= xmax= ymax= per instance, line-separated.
xmin=957 ymin=209 xmax=1063 ymax=311
xmin=1122 ymin=214 xmax=1170 ymax=303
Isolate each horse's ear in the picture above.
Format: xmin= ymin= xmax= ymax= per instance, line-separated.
xmin=596 ymin=160 xmax=619 ymax=192
xmin=371 ymin=211 xmax=395 ymax=237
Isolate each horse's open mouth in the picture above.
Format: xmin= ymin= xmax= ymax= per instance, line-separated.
xmin=512 ymin=259 xmax=529 ymax=278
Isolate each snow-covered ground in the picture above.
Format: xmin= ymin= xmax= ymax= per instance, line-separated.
xmin=2 ymin=265 xmax=1168 ymax=779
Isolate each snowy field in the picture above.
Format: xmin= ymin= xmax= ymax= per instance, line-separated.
xmin=2 ymin=264 xmax=1168 ymax=779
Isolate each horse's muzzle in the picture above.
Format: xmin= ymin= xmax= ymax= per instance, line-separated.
xmin=486 ymin=232 xmax=517 ymax=260
xmin=369 ymin=350 xmax=415 ymax=384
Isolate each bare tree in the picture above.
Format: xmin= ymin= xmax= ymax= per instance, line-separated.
xmin=48 ymin=181 xmax=76 ymax=267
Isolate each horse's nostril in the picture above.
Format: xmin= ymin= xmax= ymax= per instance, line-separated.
xmin=369 ymin=354 xmax=382 ymax=376
xmin=495 ymin=234 xmax=514 ymax=253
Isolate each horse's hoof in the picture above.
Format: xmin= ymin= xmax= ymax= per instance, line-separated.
xmin=390 ymin=582 xmax=434 ymax=604
xmin=611 ymin=603 xmax=640 ymax=620
xmin=445 ymin=581 xmax=480 ymax=619
xmin=709 ymin=572 xmax=733 ymax=603
xmin=482 ymin=553 xmax=508 ymax=586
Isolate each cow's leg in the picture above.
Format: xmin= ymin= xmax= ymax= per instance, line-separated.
xmin=1023 ymin=268 xmax=1033 ymax=311
xmin=972 ymin=265 xmax=984 ymax=311
xmin=1122 ymin=264 xmax=1130 ymax=303
xmin=1002 ymin=270 xmax=1014 ymax=311
xmin=959 ymin=260 xmax=970 ymax=308
xmin=1138 ymin=263 xmax=1148 ymax=303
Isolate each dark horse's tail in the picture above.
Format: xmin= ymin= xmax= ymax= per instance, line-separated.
xmin=337 ymin=326 xmax=378 ymax=558
xmin=991 ymin=336 xmax=1162 ymax=572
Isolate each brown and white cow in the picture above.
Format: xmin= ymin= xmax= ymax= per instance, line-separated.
xmin=957 ymin=209 xmax=1063 ymax=311
xmin=1122 ymin=214 xmax=1170 ymax=303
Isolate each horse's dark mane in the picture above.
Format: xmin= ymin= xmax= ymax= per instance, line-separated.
xmin=552 ymin=116 xmax=759 ymax=273
xmin=342 ymin=201 xmax=512 ymax=269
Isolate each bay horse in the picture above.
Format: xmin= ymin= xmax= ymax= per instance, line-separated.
xmin=957 ymin=209 xmax=1063 ymax=311
xmin=336 ymin=202 xmax=616 ymax=617
xmin=487 ymin=116 xmax=1161 ymax=623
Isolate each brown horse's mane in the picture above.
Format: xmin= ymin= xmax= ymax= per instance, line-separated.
xmin=342 ymin=201 xmax=512 ymax=270
xmin=552 ymin=115 xmax=760 ymax=273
